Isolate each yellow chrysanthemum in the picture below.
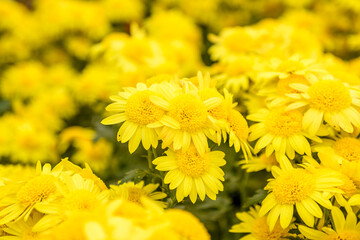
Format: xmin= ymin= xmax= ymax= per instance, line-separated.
xmin=299 ymin=207 xmax=360 ymax=240
xmin=32 ymin=173 xmax=109 ymax=232
xmin=110 ymin=181 xmax=167 ymax=207
xmin=313 ymin=135 xmax=360 ymax=164
xmin=153 ymin=144 xmax=226 ymax=203
xmin=150 ymin=80 xmax=221 ymax=155
xmin=102 ymin=82 xmax=168 ymax=153
xmin=0 ymin=162 xmax=62 ymax=225
xmin=259 ymin=164 xmax=343 ymax=230
xmin=230 ymin=205 xmax=294 ymax=240
xmin=248 ymin=108 xmax=313 ymax=161
xmin=286 ymin=79 xmax=360 ymax=134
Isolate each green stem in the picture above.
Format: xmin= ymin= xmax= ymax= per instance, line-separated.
xmin=147 ymin=149 xmax=154 ymax=171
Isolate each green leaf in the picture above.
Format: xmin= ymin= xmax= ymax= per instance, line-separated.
xmin=242 ymin=189 xmax=267 ymax=209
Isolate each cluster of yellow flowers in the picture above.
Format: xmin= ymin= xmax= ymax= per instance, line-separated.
xmin=102 ymin=72 xmax=251 ymax=203
xmin=207 ymin=13 xmax=360 ymax=240
xmin=2 ymin=0 xmax=360 ymax=239
xmin=0 ymin=159 xmax=209 ymax=239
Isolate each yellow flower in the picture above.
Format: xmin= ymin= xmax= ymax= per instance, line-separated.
xmin=0 ymin=162 xmax=62 ymax=225
xmin=153 ymin=144 xmax=226 ymax=203
xmin=299 ymin=207 xmax=360 ymax=240
xmin=150 ymin=80 xmax=221 ymax=155
xmin=259 ymin=164 xmax=343 ymax=230
xmin=102 ymin=82 xmax=168 ymax=153
xmin=110 ymin=181 xmax=167 ymax=207
xmin=286 ymin=78 xmax=360 ymax=134
xmin=248 ymin=108 xmax=312 ymax=161
xmin=313 ymin=135 xmax=360 ymax=164
xmin=230 ymin=205 xmax=294 ymax=240
xmin=32 ymin=173 xmax=109 ymax=232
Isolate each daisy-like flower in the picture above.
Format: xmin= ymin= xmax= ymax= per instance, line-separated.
xmin=152 ymin=144 xmax=226 ymax=203
xmin=32 ymin=173 xmax=109 ymax=232
xmin=230 ymin=205 xmax=295 ymax=240
xmin=299 ymin=207 xmax=360 ymax=240
xmin=1 ymin=211 xmax=43 ymax=239
xmin=110 ymin=181 xmax=167 ymax=207
xmin=101 ymin=82 xmax=169 ymax=153
xmin=259 ymin=164 xmax=343 ymax=230
xmin=247 ymin=108 xmax=313 ymax=161
xmin=0 ymin=162 xmax=62 ymax=225
xmin=313 ymin=151 xmax=360 ymax=206
xmin=150 ymin=80 xmax=221 ymax=155
xmin=285 ymin=78 xmax=360 ymax=134
xmin=313 ymin=135 xmax=360 ymax=164
xmin=240 ymin=153 xmax=278 ymax=172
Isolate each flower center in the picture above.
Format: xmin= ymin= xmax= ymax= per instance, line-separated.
xmin=323 ymin=231 xmax=360 ymax=240
xmin=127 ymin=187 xmax=147 ymax=205
xmin=126 ymin=90 xmax=165 ymax=125
xmin=17 ymin=175 xmax=57 ymax=206
xmin=308 ymin=80 xmax=352 ymax=112
xmin=259 ymin=154 xmax=278 ymax=167
xmin=176 ymin=145 xmax=209 ymax=177
xmin=168 ymin=94 xmax=208 ymax=132
xmin=64 ymin=190 xmax=99 ymax=212
xmin=333 ymin=137 xmax=360 ymax=162
xmin=277 ymin=75 xmax=308 ymax=94
xmin=272 ymin=169 xmax=314 ymax=205
xmin=198 ymin=89 xmax=228 ymax=120
xmin=227 ymin=109 xmax=249 ymax=141
xmin=337 ymin=174 xmax=357 ymax=198
xmin=265 ymin=109 xmax=303 ymax=137
xmin=252 ymin=217 xmax=290 ymax=240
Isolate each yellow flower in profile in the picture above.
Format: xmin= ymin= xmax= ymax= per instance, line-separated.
xmin=230 ymin=205 xmax=294 ymax=240
xmin=240 ymin=153 xmax=279 ymax=172
xmin=286 ymin=79 xmax=360 ymax=134
xmin=247 ymin=108 xmax=312 ymax=160
xmin=102 ymin=82 xmax=167 ymax=153
xmin=0 ymin=162 xmax=61 ymax=225
xmin=259 ymin=164 xmax=343 ymax=230
xmin=150 ymin=80 xmax=221 ymax=155
xmin=299 ymin=207 xmax=360 ymax=240
xmin=110 ymin=181 xmax=167 ymax=207
xmin=226 ymin=108 xmax=252 ymax=160
xmin=153 ymin=144 xmax=226 ymax=203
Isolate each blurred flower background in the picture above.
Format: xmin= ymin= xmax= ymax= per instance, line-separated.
xmin=1 ymin=0 xmax=360 ymax=239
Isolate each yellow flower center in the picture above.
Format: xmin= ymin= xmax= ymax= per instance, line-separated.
xmin=333 ymin=137 xmax=360 ymax=162
xmin=277 ymin=75 xmax=308 ymax=94
xmin=337 ymin=174 xmax=357 ymax=198
xmin=308 ymin=80 xmax=352 ymax=112
xmin=265 ymin=109 xmax=303 ymax=137
xmin=323 ymin=231 xmax=360 ymax=240
xmin=176 ymin=145 xmax=209 ymax=177
xmin=17 ymin=175 xmax=57 ymax=206
xmin=127 ymin=187 xmax=147 ymax=205
xmin=259 ymin=154 xmax=278 ymax=167
xmin=272 ymin=169 xmax=315 ymax=205
xmin=126 ymin=90 xmax=165 ymax=125
xmin=64 ymin=190 xmax=99 ymax=212
xmin=252 ymin=217 xmax=290 ymax=240
xmin=123 ymin=39 xmax=152 ymax=64
xmin=198 ymin=89 xmax=228 ymax=120
xmin=228 ymin=109 xmax=249 ymax=141
xmin=223 ymin=30 xmax=254 ymax=53
xmin=168 ymin=94 xmax=208 ymax=132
